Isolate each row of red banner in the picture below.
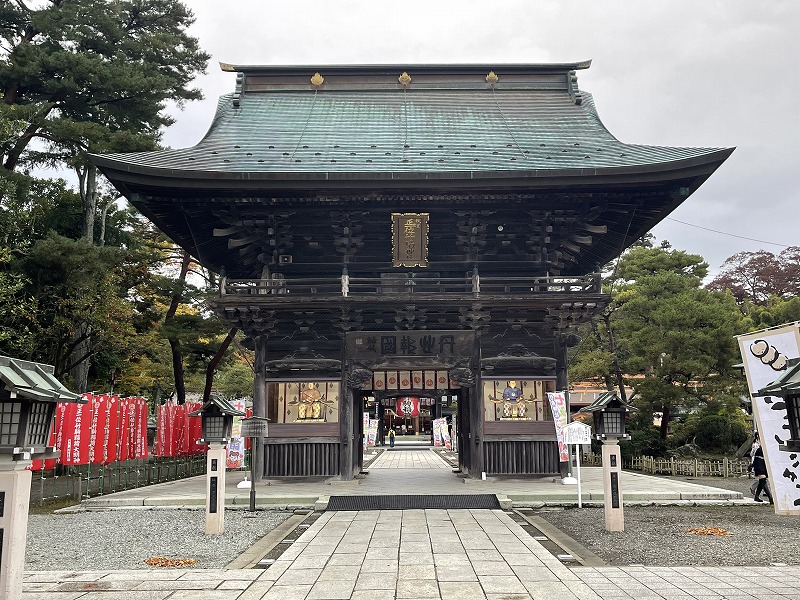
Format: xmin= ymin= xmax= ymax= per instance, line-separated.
xmin=154 ymin=400 xmax=204 ymax=457
xmin=28 ymin=396 xmax=254 ymax=470
xmin=30 ymin=394 xmax=149 ymax=469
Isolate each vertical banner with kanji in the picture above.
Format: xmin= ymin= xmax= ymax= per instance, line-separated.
xmin=226 ymin=399 xmax=246 ymax=468
xmin=118 ymin=397 xmax=133 ymax=461
xmin=432 ymin=418 xmax=443 ymax=447
xmin=87 ymin=394 xmax=105 ymax=464
xmin=128 ymin=397 xmax=149 ymax=459
xmin=60 ymin=394 xmax=93 ymax=465
xmin=546 ymin=391 xmax=570 ymax=462
xmin=102 ymin=395 xmax=120 ymax=464
xmin=367 ymin=419 xmax=378 ymax=446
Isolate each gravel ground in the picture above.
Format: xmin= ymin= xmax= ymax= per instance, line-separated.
xmin=25 ymin=508 xmax=291 ymax=571
xmin=536 ymin=474 xmax=800 ymax=567
xmin=25 ymin=475 xmax=795 ymax=571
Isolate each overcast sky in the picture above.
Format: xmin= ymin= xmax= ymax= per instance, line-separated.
xmin=160 ymin=0 xmax=799 ymax=276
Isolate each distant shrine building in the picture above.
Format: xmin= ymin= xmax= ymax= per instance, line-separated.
xmin=94 ymin=62 xmax=731 ymax=480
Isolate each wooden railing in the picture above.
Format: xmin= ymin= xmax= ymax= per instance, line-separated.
xmin=220 ymin=272 xmax=601 ymax=299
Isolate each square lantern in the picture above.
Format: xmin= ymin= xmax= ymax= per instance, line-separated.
xmin=0 ymin=355 xmax=84 ymax=460
xmin=189 ymin=394 xmax=246 ymax=445
xmin=579 ymin=391 xmax=634 ymax=441
xmin=758 ymin=358 xmax=800 ymax=452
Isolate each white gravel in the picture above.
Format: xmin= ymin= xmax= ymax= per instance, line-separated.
xmin=537 ymin=504 xmax=800 ymax=566
xmin=25 ymin=508 xmax=291 ymax=571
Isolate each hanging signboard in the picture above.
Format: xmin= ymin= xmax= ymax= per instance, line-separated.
xmin=392 ymin=212 xmax=429 ymax=267
xmin=240 ymin=418 xmax=269 ymax=439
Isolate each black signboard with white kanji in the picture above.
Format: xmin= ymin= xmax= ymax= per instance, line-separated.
xmin=346 ymin=330 xmax=474 ymax=365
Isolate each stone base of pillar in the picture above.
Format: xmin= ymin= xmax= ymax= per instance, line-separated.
xmin=205 ymin=445 xmax=227 ymax=535
xmin=0 ymin=465 xmax=33 ymax=600
xmin=601 ymin=440 xmax=624 ymax=532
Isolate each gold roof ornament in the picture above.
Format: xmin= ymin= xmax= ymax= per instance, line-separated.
xmin=310 ymin=72 xmax=324 ymax=87
xmin=398 ymin=71 xmax=412 ymax=86
xmin=486 ymin=71 xmax=499 ymax=85
xmin=219 ymin=62 xmax=237 ymax=72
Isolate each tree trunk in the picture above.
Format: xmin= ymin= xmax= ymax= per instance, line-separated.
xmin=1 ymin=104 xmax=54 ymax=171
xmin=603 ymin=311 xmax=628 ymax=402
xmin=660 ymin=404 xmax=671 ymax=440
xmin=81 ymin=162 xmax=98 ymax=242
xmin=70 ymin=323 xmax=91 ymax=393
xmin=164 ymin=251 xmax=191 ymax=404
xmin=98 ymin=199 xmax=116 ymax=247
xmin=169 ymin=337 xmax=186 ymax=405
xmin=202 ymin=327 xmax=237 ymax=402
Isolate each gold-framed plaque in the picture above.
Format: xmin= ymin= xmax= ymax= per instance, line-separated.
xmin=392 ymin=212 xmax=429 ymax=267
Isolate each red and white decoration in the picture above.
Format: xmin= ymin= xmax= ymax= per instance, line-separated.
xmin=396 ymin=397 xmax=420 ymax=417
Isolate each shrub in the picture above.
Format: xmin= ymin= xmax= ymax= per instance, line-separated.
xmin=694 ymin=414 xmax=748 ymax=452
xmin=620 ymin=427 xmax=667 ymax=461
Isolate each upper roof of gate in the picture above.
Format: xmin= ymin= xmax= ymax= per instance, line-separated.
xmin=91 ymin=62 xmax=732 ymax=189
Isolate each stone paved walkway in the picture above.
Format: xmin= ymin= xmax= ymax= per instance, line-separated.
xmin=369 ymin=449 xmax=451 ymax=469
xmin=22 ymin=507 xmax=800 ymax=599
xmin=22 ymin=449 xmax=792 ymax=599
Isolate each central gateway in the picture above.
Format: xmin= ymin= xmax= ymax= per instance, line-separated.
xmin=93 ymin=62 xmax=732 ymax=480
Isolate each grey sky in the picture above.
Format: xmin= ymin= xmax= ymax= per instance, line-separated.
xmin=161 ymin=0 xmax=799 ymax=276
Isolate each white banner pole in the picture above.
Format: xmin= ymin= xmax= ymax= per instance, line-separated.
xmin=576 ymin=445 xmax=583 ymax=508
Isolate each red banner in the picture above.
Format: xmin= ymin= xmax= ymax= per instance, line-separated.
xmin=60 ymin=394 xmax=93 ymax=465
xmin=87 ymin=394 xmax=105 ymax=464
xmin=102 ymin=395 xmax=120 ymax=464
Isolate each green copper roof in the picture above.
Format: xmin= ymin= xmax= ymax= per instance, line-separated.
xmin=93 ymin=64 xmax=731 ymax=183
xmin=0 ymin=355 xmax=83 ymax=403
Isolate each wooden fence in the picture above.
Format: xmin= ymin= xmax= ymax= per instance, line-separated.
xmin=582 ymin=453 xmax=750 ymax=478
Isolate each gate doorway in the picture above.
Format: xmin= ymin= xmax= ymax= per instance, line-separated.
xmin=354 ymin=385 xmax=475 ymax=484
xmin=357 ymin=391 xmax=458 ymax=451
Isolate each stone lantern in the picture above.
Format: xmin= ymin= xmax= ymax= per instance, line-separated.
xmin=579 ymin=391 xmax=634 ymax=532
xmin=0 ymin=356 xmax=83 ymax=600
xmin=189 ymin=395 xmax=245 ymax=534
xmin=758 ymin=358 xmax=800 ymax=452
xmin=580 ymin=391 xmax=633 ymax=441
xmin=189 ymin=394 xmax=244 ymax=445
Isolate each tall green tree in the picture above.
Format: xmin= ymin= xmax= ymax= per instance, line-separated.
xmin=571 ymin=242 xmax=745 ymax=440
xmin=0 ymin=0 xmax=209 ymax=240
xmin=15 ymin=232 xmax=131 ymax=383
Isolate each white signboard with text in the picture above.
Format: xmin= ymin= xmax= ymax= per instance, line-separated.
xmin=737 ymin=322 xmax=800 ymax=515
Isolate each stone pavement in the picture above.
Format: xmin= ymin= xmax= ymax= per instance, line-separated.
xmin=21 ymin=508 xmax=800 ymax=599
xmin=23 ymin=448 xmax=797 ymax=599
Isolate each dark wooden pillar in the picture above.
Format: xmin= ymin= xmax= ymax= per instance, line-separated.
xmin=554 ymin=332 xmax=569 ymax=476
xmin=555 ymin=332 xmax=568 ymax=393
xmin=340 ymin=359 xmax=354 ymax=480
xmin=468 ymin=333 xmax=484 ymax=478
xmin=252 ymin=334 xmax=268 ymax=482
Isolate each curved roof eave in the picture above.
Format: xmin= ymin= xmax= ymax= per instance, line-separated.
xmin=91 ymin=147 xmax=734 ymax=195
xmin=219 ymin=60 xmax=594 ymax=74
